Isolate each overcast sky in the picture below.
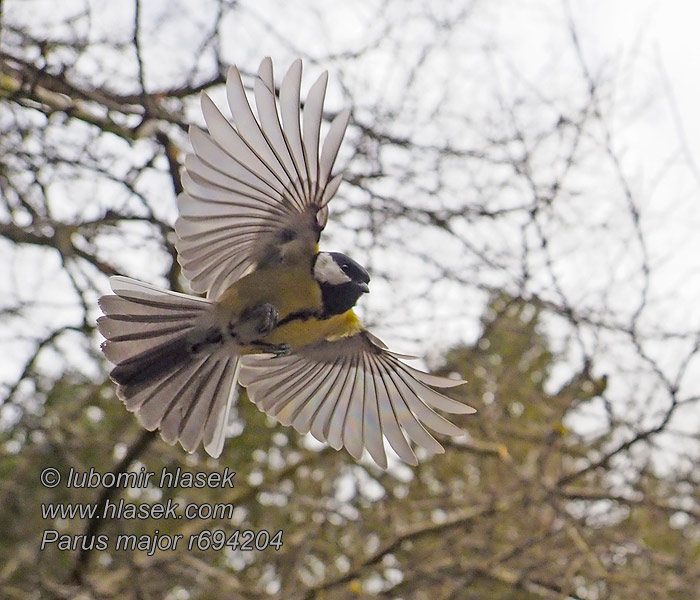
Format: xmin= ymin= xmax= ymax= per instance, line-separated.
xmin=2 ymin=0 xmax=699 ymax=467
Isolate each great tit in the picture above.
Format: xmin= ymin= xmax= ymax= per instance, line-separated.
xmin=98 ymin=57 xmax=475 ymax=468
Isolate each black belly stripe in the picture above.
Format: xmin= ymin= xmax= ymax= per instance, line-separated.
xmin=276 ymin=308 xmax=322 ymax=327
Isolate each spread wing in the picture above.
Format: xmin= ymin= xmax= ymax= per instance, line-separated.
xmin=175 ymin=57 xmax=351 ymax=299
xmin=238 ymin=331 xmax=474 ymax=468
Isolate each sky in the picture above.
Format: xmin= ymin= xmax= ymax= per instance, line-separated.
xmin=2 ymin=0 xmax=699 ymax=467
xmin=581 ymin=0 xmax=700 ymax=188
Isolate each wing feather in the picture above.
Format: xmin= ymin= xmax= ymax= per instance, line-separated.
xmin=319 ymin=109 xmax=351 ymax=190
xmin=225 ymin=66 xmax=303 ymax=207
xmin=369 ymin=354 xmax=417 ymax=465
xmin=176 ymin=58 xmax=350 ymax=298
xmin=302 ymin=71 xmax=327 ymax=194
xmin=252 ymin=359 xmax=318 ymax=413
xmin=267 ymin=361 xmax=329 ymax=419
xmin=389 ymin=367 xmax=465 ymax=437
xmin=381 ymin=367 xmax=447 ymax=455
xmin=239 ymin=329 xmax=473 ymax=468
xmin=186 ymin=125 xmax=280 ymax=197
xmin=384 ymin=354 xmax=476 ymax=414
xmin=360 ymin=351 xmax=387 ymax=468
xmin=249 ymin=355 xmax=309 ymax=410
xmin=309 ymin=355 xmax=352 ymax=443
xmin=181 ymin=170 xmax=288 ymax=216
xmin=343 ymin=350 xmax=365 ymax=461
xmin=289 ymin=361 xmax=344 ymax=434
xmin=184 ymin=151 xmax=288 ymax=212
xmin=200 ymin=94 xmax=287 ymax=197
xmin=279 ymin=361 xmax=336 ymax=431
xmin=254 ymin=59 xmax=306 ymax=207
xmin=279 ymin=59 xmax=309 ymax=198
xmin=324 ymin=356 xmax=358 ymax=451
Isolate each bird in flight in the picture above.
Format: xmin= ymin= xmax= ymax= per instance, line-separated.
xmin=97 ymin=57 xmax=475 ymax=468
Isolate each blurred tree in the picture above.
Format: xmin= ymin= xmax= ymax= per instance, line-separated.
xmin=2 ymin=294 xmax=698 ymax=599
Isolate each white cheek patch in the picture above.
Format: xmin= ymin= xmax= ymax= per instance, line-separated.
xmin=314 ymin=253 xmax=351 ymax=285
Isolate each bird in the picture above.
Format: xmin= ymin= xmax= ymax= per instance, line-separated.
xmin=97 ymin=57 xmax=475 ymax=469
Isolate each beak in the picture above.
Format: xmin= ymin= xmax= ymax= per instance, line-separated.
xmin=357 ymin=282 xmax=370 ymax=294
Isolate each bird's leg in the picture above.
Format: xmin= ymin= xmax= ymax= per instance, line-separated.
xmin=235 ymin=302 xmax=280 ymax=335
xmin=244 ymin=302 xmax=280 ymax=335
xmin=230 ymin=302 xmax=284 ymax=346
xmin=229 ymin=303 xmax=290 ymax=354
xmin=229 ymin=302 xmax=290 ymax=356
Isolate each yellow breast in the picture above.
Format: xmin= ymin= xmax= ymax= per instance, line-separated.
xmin=214 ymin=259 xmax=363 ymax=352
xmin=265 ymin=309 xmax=363 ymax=348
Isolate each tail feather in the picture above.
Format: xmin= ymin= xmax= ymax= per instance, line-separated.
xmin=98 ymin=279 xmax=209 ymax=364
xmin=109 ymin=335 xmax=193 ymax=388
xmin=174 ymin=354 xmax=240 ymax=455
xmin=98 ymin=276 xmax=240 ymax=458
xmin=201 ymin=357 xmax=240 ymax=456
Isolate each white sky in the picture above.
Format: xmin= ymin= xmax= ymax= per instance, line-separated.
xmin=580 ymin=0 xmax=700 ymax=172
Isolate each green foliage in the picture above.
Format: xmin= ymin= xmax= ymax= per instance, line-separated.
xmin=1 ymin=293 xmax=697 ymax=599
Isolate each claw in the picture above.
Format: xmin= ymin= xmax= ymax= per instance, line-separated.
xmin=273 ymin=343 xmax=291 ymax=356
xmin=249 ymin=341 xmax=290 ymax=355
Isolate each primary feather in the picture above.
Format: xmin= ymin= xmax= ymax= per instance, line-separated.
xmin=238 ymin=332 xmax=474 ymax=469
xmin=176 ymin=57 xmax=351 ymax=299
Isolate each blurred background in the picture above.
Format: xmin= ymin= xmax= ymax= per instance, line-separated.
xmin=1 ymin=1 xmax=699 ymax=598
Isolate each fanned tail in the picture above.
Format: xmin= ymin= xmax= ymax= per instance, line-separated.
xmin=109 ymin=335 xmax=194 ymax=389
xmin=97 ymin=276 xmax=239 ymax=457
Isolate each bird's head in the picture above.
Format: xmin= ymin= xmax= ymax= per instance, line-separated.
xmin=313 ymin=252 xmax=370 ymax=316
